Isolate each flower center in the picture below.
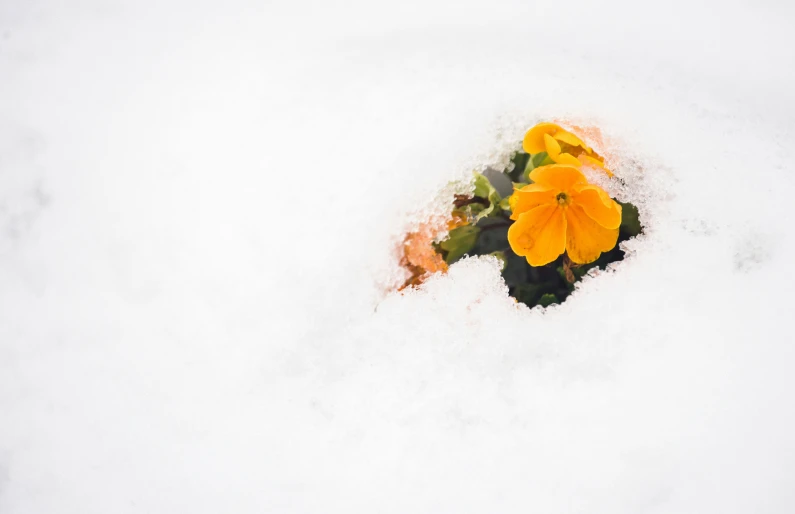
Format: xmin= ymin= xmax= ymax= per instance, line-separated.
xmin=556 ymin=192 xmax=570 ymax=206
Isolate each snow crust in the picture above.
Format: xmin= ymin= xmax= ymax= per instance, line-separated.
xmin=2 ymin=1 xmax=795 ymax=512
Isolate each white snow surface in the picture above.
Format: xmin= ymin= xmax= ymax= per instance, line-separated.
xmin=2 ymin=1 xmax=795 ymax=512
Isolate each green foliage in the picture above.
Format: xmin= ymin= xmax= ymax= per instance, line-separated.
xmin=508 ymin=152 xmax=530 ymax=182
xmin=440 ymin=225 xmax=480 ymax=264
xmin=523 ymin=151 xmax=554 ymax=181
xmin=537 ymin=293 xmax=559 ymax=307
xmin=619 ymin=201 xmax=642 ymax=237
xmin=471 ymin=172 xmax=502 ymax=221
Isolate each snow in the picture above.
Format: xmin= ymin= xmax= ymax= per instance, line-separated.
xmin=2 ymin=0 xmax=795 ymax=512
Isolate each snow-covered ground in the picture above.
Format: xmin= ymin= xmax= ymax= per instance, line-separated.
xmin=2 ymin=1 xmax=795 ymax=512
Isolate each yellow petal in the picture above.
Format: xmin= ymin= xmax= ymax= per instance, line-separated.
xmin=528 ymin=164 xmax=587 ymax=191
xmin=580 ymin=155 xmax=614 ymax=178
xmin=572 ymin=185 xmax=622 ymax=229
xmin=564 ymin=204 xmax=619 ymax=264
xmin=553 ymin=128 xmax=591 ymax=152
xmin=523 ymin=123 xmax=561 ymax=154
xmin=556 ymin=152 xmax=583 ymax=166
xmin=543 ymin=133 xmax=582 ymax=166
xmin=543 ymin=133 xmax=562 ymax=160
xmin=508 ymin=192 xmax=519 ymax=213
xmin=509 ymin=183 xmax=556 ymax=220
xmin=508 ymin=204 xmax=567 ymax=267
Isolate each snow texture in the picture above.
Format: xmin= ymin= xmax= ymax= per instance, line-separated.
xmin=2 ymin=1 xmax=795 ymax=513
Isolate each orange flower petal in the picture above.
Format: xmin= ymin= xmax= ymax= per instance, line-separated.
xmin=447 ymin=210 xmax=470 ymax=230
xmin=523 ymin=123 xmax=561 ymax=154
xmin=528 ymin=164 xmax=587 ymax=192
xmin=509 ymin=183 xmax=556 ymax=220
xmin=543 ymin=134 xmax=582 ymax=166
xmin=404 ymin=230 xmax=449 ymax=273
xmin=508 ymin=204 xmax=567 ymax=267
xmin=556 ymin=152 xmax=583 ymax=166
xmin=543 ymin=133 xmax=562 ymax=159
xmin=553 ymin=128 xmax=591 ymax=153
xmin=573 ymin=185 xmax=622 ymax=229
xmin=580 ymin=155 xmax=614 ymax=177
xmin=564 ymin=204 xmax=619 ymax=264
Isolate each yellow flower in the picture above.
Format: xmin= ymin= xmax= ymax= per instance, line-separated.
xmin=523 ymin=122 xmax=613 ymax=177
xmin=508 ymin=164 xmax=622 ymax=266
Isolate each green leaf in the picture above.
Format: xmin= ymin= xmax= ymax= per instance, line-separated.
xmin=619 ymin=202 xmax=642 ymax=237
xmin=523 ymin=152 xmax=555 ymax=181
xmin=512 ymin=283 xmax=544 ymax=307
xmin=508 ymin=152 xmax=530 ymax=182
xmin=464 ymin=203 xmax=486 ymax=219
xmin=534 ymin=152 xmax=555 ymax=167
xmin=471 ymin=172 xmax=502 ymax=221
xmin=537 ymin=293 xmax=558 ymax=307
xmin=469 ymin=220 xmax=509 ymax=255
xmin=440 ymin=225 xmax=481 ymax=264
xmin=472 ymin=171 xmax=495 ymax=198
